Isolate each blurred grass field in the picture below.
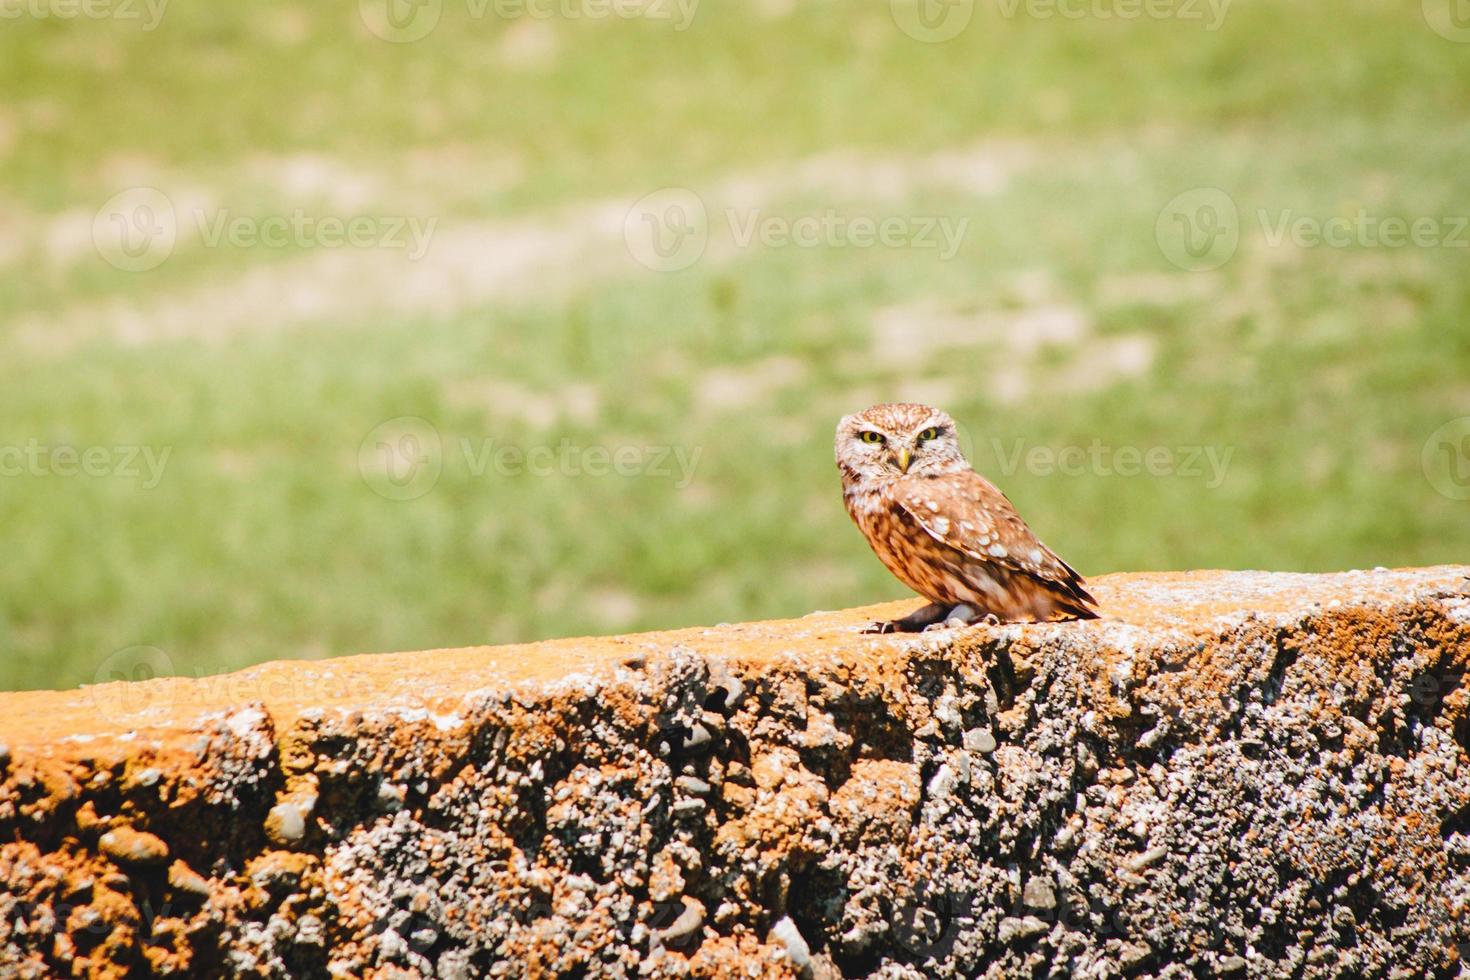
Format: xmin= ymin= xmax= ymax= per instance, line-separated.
xmin=1 ymin=0 xmax=1468 ymax=691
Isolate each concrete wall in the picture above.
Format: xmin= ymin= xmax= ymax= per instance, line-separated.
xmin=2 ymin=567 xmax=1469 ymax=978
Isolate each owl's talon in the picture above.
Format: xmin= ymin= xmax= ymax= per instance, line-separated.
xmin=863 ymin=601 xmax=951 ymax=634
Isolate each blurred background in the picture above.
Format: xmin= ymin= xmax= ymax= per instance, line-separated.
xmin=1 ymin=0 xmax=1468 ymax=691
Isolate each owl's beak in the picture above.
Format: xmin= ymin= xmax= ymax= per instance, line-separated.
xmin=895 ymin=447 xmax=912 ymax=473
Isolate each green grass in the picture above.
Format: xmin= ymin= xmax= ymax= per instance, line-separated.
xmin=2 ymin=0 xmax=1468 ymax=691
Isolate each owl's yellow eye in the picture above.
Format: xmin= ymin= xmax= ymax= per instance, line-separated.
xmin=917 ymin=427 xmax=940 ymax=442
xmin=859 ymin=430 xmax=885 ymax=445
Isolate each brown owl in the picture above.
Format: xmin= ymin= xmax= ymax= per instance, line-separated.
xmin=835 ymin=403 xmax=1098 ymax=632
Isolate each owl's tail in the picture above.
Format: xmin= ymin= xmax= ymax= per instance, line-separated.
xmin=1047 ymin=572 xmax=1101 ymax=621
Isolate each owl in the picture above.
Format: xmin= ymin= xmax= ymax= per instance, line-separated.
xmin=835 ymin=403 xmax=1098 ymax=631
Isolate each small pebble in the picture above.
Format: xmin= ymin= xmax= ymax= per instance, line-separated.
xmin=926 ymin=763 xmax=956 ymax=801
xmin=265 ymin=802 xmax=308 ymax=845
xmin=654 ymin=897 xmax=704 ymax=945
xmin=1123 ymin=846 xmax=1168 ymax=873
xmin=998 ymin=915 xmax=1049 ymax=944
xmin=167 ymin=861 xmax=212 ymax=898
xmin=718 ymin=677 xmax=747 ymax=711
xmin=1022 ymin=876 xmax=1057 ymax=911
xmin=964 ymin=728 xmax=997 ymax=753
xmin=768 ymin=916 xmax=812 ymax=973
xmin=99 ymin=827 xmax=169 ymax=868
xmin=681 ymin=723 xmax=713 ymax=752
xmin=1120 ymin=941 xmax=1152 ymax=967
xmin=675 ymin=776 xmax=711 ymax=796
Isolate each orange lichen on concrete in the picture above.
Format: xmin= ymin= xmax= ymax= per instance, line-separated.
xmin=0 ymin=567 xmax=1467 ymax=978
xmin=3 ymin=567 xmax=1463 ymax=753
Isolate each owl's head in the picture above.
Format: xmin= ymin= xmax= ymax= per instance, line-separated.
xmin=835 ymin=402 xmax=968 ymax=483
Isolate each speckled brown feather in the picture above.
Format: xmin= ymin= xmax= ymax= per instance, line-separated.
xmin=894 ymin=471 xmax=1097 ymax=619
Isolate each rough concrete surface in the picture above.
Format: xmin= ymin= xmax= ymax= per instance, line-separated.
xmin=2 ymin=568 xmax=1470 ymax=979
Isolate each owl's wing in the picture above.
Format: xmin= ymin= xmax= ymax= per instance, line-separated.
xmin=894 ymin=470 xmax=1097 ymax=615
